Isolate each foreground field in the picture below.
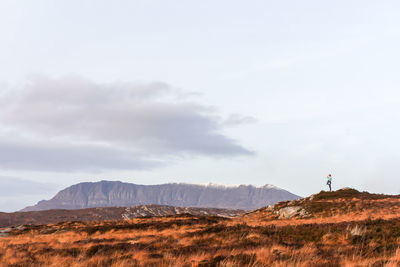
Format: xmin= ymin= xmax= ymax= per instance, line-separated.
xmin=1 ymin=189 xmax=399 ymax=267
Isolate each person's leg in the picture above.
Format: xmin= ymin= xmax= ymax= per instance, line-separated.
xmin=329 ymin=182 xmax=331 ymax=192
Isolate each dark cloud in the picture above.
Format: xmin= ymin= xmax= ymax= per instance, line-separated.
xmin=0 ymin=75 xmax=253 ymax=172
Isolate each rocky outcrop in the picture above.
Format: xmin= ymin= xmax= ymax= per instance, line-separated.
xmin=21 ymin=181 xmax=300 ymax=211
xmin=275 ymin=206 xmax=310 ymax=219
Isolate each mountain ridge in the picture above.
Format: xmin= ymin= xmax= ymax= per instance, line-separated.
xmin=21 ymin=180 xmax=300 ymax=211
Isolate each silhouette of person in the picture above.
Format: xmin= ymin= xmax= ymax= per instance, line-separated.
xmin=327 ymin=174 xmax=332 ymax=192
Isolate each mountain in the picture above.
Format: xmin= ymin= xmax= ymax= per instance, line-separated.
xmin=21 ymin=180 xmax=300 ymax=211
xmin=0 ymin=204 xmax=245 ymax=228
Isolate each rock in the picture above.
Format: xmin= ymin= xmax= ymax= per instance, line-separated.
xmin=15 ymin=225 xmax=26 ymax=231
xmin=298 ymin=209 xmax=310 ymax=217
xmin=0 ymin=228 xmax=12 ymax=233
xmin=266 ymin=204 xmax=275 ymax=210
xmin=349 ymin=225 xmax=366 ymax=236
xmin=278 ymin=206 xmax=310 ymax=219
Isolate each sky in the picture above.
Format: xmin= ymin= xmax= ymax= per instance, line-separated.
xmin=1 ymin=1 xmax=400 ymax=212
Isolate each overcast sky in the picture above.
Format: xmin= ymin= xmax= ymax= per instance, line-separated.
xmin=1 ymin=1 xmax=400 ymax=211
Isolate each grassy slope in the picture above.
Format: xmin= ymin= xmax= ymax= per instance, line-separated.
xmin=0 ymin=189 xmax=400 ymax=267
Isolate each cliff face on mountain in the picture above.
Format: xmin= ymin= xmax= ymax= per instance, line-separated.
xmin=21 ymin=181 xmax=300 ymax=211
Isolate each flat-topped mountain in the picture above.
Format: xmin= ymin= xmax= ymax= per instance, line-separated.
xmin=21 ymin=180 xmax=300 ymax=211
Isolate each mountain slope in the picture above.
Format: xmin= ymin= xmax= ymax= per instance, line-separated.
xmin=21 ymin=181 xmax=300 ymax=211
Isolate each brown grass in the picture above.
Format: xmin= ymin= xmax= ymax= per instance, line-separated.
xmin=1 ymin=190 xmax=400 ymax=266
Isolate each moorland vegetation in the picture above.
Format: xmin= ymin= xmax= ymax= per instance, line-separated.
xmin=0 ymin=188 xmax=399 ymax=267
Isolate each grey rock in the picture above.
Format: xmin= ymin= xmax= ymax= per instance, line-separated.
xmin=0 ymin=228 xmax=12 ymax=233
xmin=15 ymin=225 xmax=26 ymax=231
xmin=266 ymin=204 xmax=275 ymax=210
xmin=349 ymin=225 xmax=366 ymax=236
xmin=278 ymin=206 xmax=310 ymax=219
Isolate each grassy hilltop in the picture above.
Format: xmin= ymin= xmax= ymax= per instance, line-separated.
xmin=1 ymin=188 xmax=400 ymax=266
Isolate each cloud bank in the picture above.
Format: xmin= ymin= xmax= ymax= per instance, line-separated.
xmin=0 ymin=176 xmax=62 ymax=212
xmin=0 ymin=75 xmax=253 ymax=172
xmin=0 ymin=176 xmax=60 ymax=197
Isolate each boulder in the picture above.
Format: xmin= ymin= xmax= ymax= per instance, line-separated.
xmin=349 ymin=225 xmax=366 ymax=236
xmin=278 ymin=206 xmax=310 ymax=219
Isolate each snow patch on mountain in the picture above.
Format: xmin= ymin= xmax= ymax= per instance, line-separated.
xmin=179 ymin=182 xmax=281 ymax=189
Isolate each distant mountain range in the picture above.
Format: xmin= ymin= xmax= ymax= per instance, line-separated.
xmin=21 ymin=181 xmax=300 ymax=212
xmin=0 ymin=205 xmax=245 ymax=228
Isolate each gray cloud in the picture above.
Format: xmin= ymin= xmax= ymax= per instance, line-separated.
xmin=0 ymin=177 xmax=62 ymax=212
xmin=0 ymin=176 xmax=60 ymax=197
xmin=0 ymin=138 xmax=163 ymax=172
xmin=222 ymin=114 xmax=258 ymax=127
xmin=0 ymin=75 xmax=253 ymax=172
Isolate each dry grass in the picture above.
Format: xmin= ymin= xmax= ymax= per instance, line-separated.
xmin=1 ymin=217 xmax=399 ymax=267
xmin=1 ymin=190 xmax=400 ymax=266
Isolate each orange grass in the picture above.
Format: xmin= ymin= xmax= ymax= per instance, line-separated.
xmin=1 ymin=191 xmax=400 ymax=266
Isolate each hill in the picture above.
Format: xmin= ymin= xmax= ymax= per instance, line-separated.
xmin=0 ymin=205 xmax=244 ymax=228
xmin=243 ymin=187 xmax=400 ymax=225
xmin=21 ymin=180 xmax=300 ymax=211
xmin=2 ymin=188 xmax=400 ymax=266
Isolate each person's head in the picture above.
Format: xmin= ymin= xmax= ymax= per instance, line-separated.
xmin=328 ymin=174 xmax=331 ymax=177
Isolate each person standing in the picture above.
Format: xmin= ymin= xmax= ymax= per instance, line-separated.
xmin=327 ymin=174 xmax=332 ymax=192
